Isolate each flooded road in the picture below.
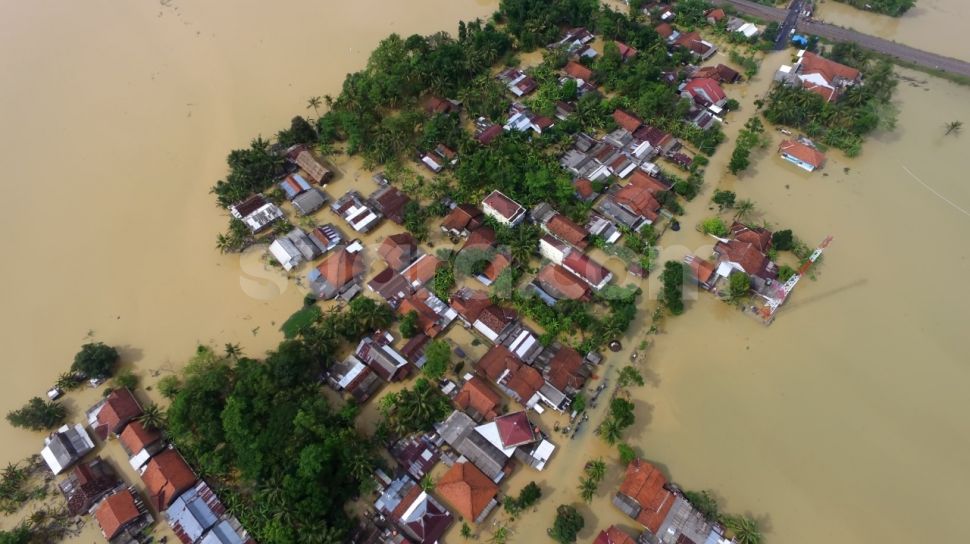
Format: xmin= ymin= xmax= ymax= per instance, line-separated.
xmin=814 ymin=0 xmax=970 ymax=59
xmin=2 ymin=2 xmax=970 ymax=543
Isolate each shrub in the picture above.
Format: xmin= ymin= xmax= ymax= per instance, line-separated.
xmin=549 ymin=504 xmax=584 ymax=543
xmin=701 ymin=217 xmax=729 ymax=237
xmin=772 ymin=229 xmax=794 ymax=251
xmin=71 ymin=342 xmax=119 ymax=379
xmin=399 ymin=310 xmax=420 ymax=339
xmin=157 ymin=375 xmax=182 ymax=399
xmin=112 ymin=370 xmax=138 ymax=390
xmin=6 ymin=397 xmax=66 ymax=431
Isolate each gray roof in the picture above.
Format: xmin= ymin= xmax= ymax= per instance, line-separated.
xmin=42 ymin=424 xmax=94 ymax=474
xmin=166 ymin=482 xmax=221 ymax=542
xmin=286 ymin=229 xmax=322 ymax=260
xmin=654 ymin=495 xmax=722 ymax=544
xmin=454 ymin=431 xmax=509 ymax=482
xmin=435 ymin=410 xmax=475 ymax=447
xmin=594 ymin=197 xmax=644 ymax=230
xmin=293 ymin=188 xmax=328 ymax=216
xmin=200 ymin=519 xmax=249 ymax=544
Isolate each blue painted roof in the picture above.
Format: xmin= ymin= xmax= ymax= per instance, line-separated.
xmin=166 ymin=485 xmax=219 ymax=541
xmin=200 ymin=520 xmax=247 ymax=544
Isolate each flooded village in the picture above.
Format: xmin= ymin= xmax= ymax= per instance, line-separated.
xmin=2 ymin=0 xmax=970 ymax=544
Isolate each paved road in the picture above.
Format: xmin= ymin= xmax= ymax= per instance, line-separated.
xmin=711 ymin=0 xmax=970 ymax=78
xmin=774 ymin=0 xmax=803 ymax=50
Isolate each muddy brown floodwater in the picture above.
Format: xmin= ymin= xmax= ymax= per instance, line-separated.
xmin=1 ymin=1 xmax=969 ymax=543
xmin=813 ymin=0 xmax=970 ymax=59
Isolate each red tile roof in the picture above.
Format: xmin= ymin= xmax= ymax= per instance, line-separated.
xmin=482 ymin=253 xmax=511 ymax=282
xmin=715 ymin=240 xmax=768 ymax=278
xmin=565 ymin=61 xmax=593 ymax=81
xmin=563 ymin=251 xmax=612 ymax=287
xmin=316 ymin=248 xmax=363 ymax=290
xmin=687 ymin=257 xmax=716 ymax=286
xmin=141 ymin=449 xmax=197 ymax=510
xmin=800 ymin=52 xmax=861 ymax=85
xmin=537 ymin=264 xmax=591 ymax=301
xmin=494 ymin=411 xmax=538 ymax=448
xmin=402 ymin=254 xmax=443 ymax=288
xmin=546 ymin=214 xmax=589 ymax=249
xmin=595 ymin=526 xmax=637 ymax=544
xmin=482 ymin=190 xmax=525 ymax=222
xmin=120 ymin=421 xmax=160 ymax=455
xmin=615 ymin=183 xmax=661 ymax=221
xmin=477 ymin=124 xmax=504 ymax=145
xmin=691 ymin=64 xmax=740 ymax=84
xmin=474 ymin=305 xmax=516 ymax=335
xmin=546 ymin=346 xmax=587 ymax=391
xmin=476 ymin=346 xmax=543 ymax=403
xmin=454 ymin=377 xmax=503 ymax=421
xmin=462 ymin=227 xmax=497 ymax=253
xmin=628 ymin=170 xmax=669 ymax=194
xmin=615 ymin=41 xmax=637 ymax=60
xmin=619 ymin=459 xmax=676 ymax=533
xmin=95 ymin=489 xmax=141 ymax=540
xmin=450 ymin=288 xmax=492 ymax=323
xmin=706 ymin=8 xmax=726 ymax=21
xmin=731 ymin=221 xmax=772 ymax=252
xmin=779 ymin=140 xmax=826 ymax=169
xmin=398 ymin=291 xmax=445 ymax=338
xmin=655 ymin=23 xmax=674 ymax=39
xmin=97 ymin=388 xmax=143 ymax=435
xmin=436 ymin=462 xmax=498 ymax=522
xmin=612 ymin=109 xmax=643 ymax=133
xmin=574 ymin=178 xmax=596 ymax=200
xmin=442 ymin=204 xmax=484 ymax=233
xmin=684 ymin=77 xmax=727 ymax=104
xmin=379 ymin=232 xmax=419 ymax=271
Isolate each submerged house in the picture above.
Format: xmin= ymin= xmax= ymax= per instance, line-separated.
xmin=778 ymin=139 xmax=826 ymax=172
xmin=776 ymin=50 xmax=862 ymax=103
xmin=390 ymin=433 xmax=441 ymax=481
xmin=436 ymin=461 xmax=500 ymax=525
xmin=230 ymin=195 xmax=284 ymax=234
xmin=278 ymin=173 xmax=312 ymax=200
xmin=613 ymin=459 xmax=676 ymax=538
xmin=95 ymin=487 xmax=153 ymax=544
xmin=41 ymin=424 xmax=95 ymax=475
xmin=119 ymin=421 xmax=164 ymax=470
xmin=497 ymin=68 xmax=538 ymax=97
xmin=434 ymin=411 xmax=511 ymax=483
xmin=378 ymin=232 xmax=419 ymax=271
xmin=327 ymin=355 xmax=383 ymax=403
xmin=88 ymin=387 xmax=143 ymax=439
xmin=292 ymin=187 xmax=328 ymax=216
xmin=139 ymin=448 xmax=198 ymax=511
xmin=331 ymin=191 xmax=382 ymax=233
xmin=475 ymin=345 xmax=544 ymax=408
xmin=441 ymin=204 xmax=484 ymax=238
xmin=454 ymin=376 xmax=503 ymax=423
xmin=166 ymin=480 xmax=253 ymax=544
xmin=308 ymin=223 xmax=344 ymax=254
xmin=307 ymin=242 xmax=365 ymax=300
xmin=375 ymin=472 xmax=453 ymax=544
xmin=356 ymin=334 xmax=411 ymax=382
xmin=285 ymin=144 xmax=334 ymax=185
xmin=268 ymin=237 xmax=303 ymax=271
xmin=59 ymin=457 xmax=121 ymax=516
xmin=370 ymin=185 xmax=412 ymax=224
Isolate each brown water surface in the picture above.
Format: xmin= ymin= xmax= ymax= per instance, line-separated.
xmin=2 ymin=3 xmax=970 ymax=544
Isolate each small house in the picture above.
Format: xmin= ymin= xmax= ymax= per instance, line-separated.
xmin=139 ymin=448 xmax=198 ymax=511
xmin=682 ymin=77 xmax=728 ymax=109
xmin=285 ymin=228 xmax=322 ymax=261
xmin=95 ymin=488 xmax=153 ymax=543
xmin=268 ymin=237 xmax=303 ymax=271
xmin=119 ymin=421 xmax=163 ymax=470
xmin=691 ymin=63 xmax=741 ymax=84
xmin=454 ymin=376 xmax=503 ymax=422
xmin=41 ymin=424 xmax=95 ymax=475
xmin=375 ymin=473 xmax=453 ymax=544
xmin=397 ymin=289 xmax=457 ymax=338
xmin=331 ymin=191 xmax=382 ymax=233
xmin=434 ymin=411 xmax=511 ymax=483
xmin=535 ymin=263 xmax=591 ymax=302
xmin=307 ymin=243 xmax=365 ymax=300
xmin=88 ymin=387 xmax=143 ymax=439
xmin=370 ymin=185 xmax=412 ymax=224
xmin=420 ymin=144 xmax=458 ymax=174
xmin=562 ymin=250 xmax=613 ymax=291
xmin=356 ymin=334 xmax=411 ymax=382
xmin=378 ymin=232 xmax=419 ymax=271
xmin=613 ymin=459 xmax=676 ymax=536
xmin=595 ymin=526 xmax=638 ymax=544
xmin=59 ymin=457 xmax=121 ymax=516
xmin=475 ymin=345 xmax=543 ymax=408
xmin=481 ymin=190 xmax=525 ymax=227
xmin=497 ymin=68 xmax=538 ymax=97
xmin=367 ymin=267 xmax=414 ymax=308
xmin=389 ymin=434 xmax=440 ymax=481
xmin=327 ymin=356 xmax=383 ymax=403
xmin=308 ymin=223 xmax=344 ymax=254
xmin=278 ymin=173 xmax=312 ymax=200
xmin=401 ymin=254 xmax=444 ymax=290
xmin=436 ymin=462 xmax=500 ymax=524
xmin=292 ymin=187 xmax=328 ymax=216
xmin=441 ymin=204 xmax=484 ymax=238
xmin=286 ymin=144 xmax=333 ymax=184
xmin=779 ymin=139 xmax=826 ymax=172
xmin=166 ymin=480 xmax=253 ymax=544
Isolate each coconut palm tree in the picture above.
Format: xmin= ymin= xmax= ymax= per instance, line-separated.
xmin=725 ymin=516 xmax=763 ymax=544
xmin=306 ymin=96 xmax=323 ymax=118
xmin=584 ymin=459 xmax=607 ymax=482
xmin=224 ymin=343 xmax=242 ymax=360
xmin=733 ymin=199 xmax=756 ymax=222
xmin=599 ymin=417 xmax=623 ymax=445
xmin=944 ymin=120 xmax=963 ymax=135
xmin=578 ymin=477 xmax=598 ymax=503
xmin=138 ymin=403 xmax=165 ymax=430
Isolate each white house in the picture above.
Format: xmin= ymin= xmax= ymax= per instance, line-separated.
xmin=481 ymin=190 xmax=526 ymax=227
xmin=269 ymin=238 xmax=303 ymax=271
